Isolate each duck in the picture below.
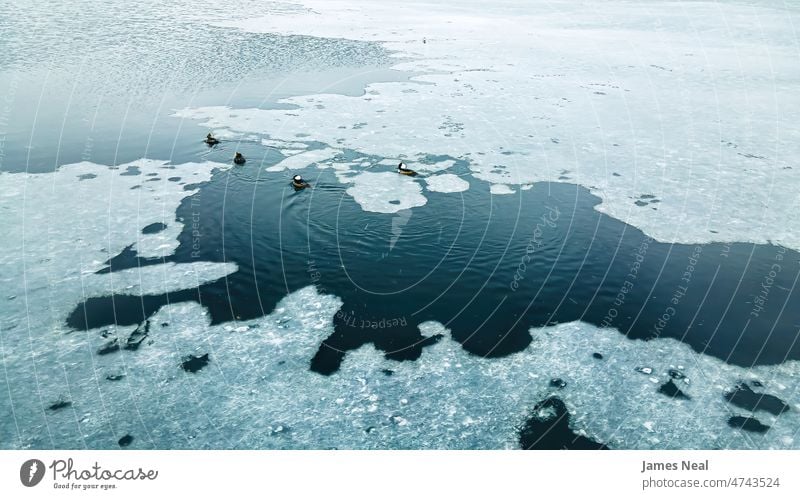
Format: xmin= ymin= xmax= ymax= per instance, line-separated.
xmin=292 ymin=174 xmax=310 ymax=190
xmin=204 ymin=133 xmax=220 ymax=146
xmin=233 ymin=152 xmax=246 ymax=165
xmin=397 ymin=162 xmax=417 ymax=176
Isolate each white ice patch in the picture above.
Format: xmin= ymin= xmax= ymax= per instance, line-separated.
xmin=490 ymin=184 xmax=515 ymax=195
xmin=416 ymin=159 xmax=456 ymax=173
xmin=0 ymin=157 xmax=242 ymax=449
xmin=279 ymin=149 xmax=308 ymax=156
xmin=425 ymin=174 xmax=469 ymax=193
xmin=261 ymin=139 xmax=308 ymax=149
xmin=5 ymin=290 xmax=799 ymax=449
xmin=98 ymin=262 xmax=238 ymax=296
xmin=206 ymin=128 xmax=241 ymax=140
xmin=0 ymin=158 xmax=235 ymax=352
xmin=265 ymin=147 xmax=341 ymax=172
xmin=177 ymin=0 xmax=800 ymax=251
xmin=346 ymin=171 xmax=427 ymax=213
xmin=261 ymin=138 xmax=307 ymax=149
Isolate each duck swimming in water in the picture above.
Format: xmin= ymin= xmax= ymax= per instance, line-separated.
xmin=233 ymin=152 xmax=246 ymax=165
xmin=397 ymin=162 xmax=417 ymax=176
xmin=292 ymin=174 xmax=310 ymax=190
xmin=205 ymin=133 xmax=219 ymax=146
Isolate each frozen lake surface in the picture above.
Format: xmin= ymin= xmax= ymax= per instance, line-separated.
xmin=1 ymin=0 xmax=799 ymax=449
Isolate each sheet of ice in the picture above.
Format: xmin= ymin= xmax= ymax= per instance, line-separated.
xmin=490 ymin=184 xmax=515 ymax=195
xmin=0 ymin=158 xmax=229 ymax=266
xmin=279 ymin=149 xmax=308 ymax=156
xmin=0 ymin=158 xmax=236 ymax=402
xmin=206 ymin=128 xmax=241 ymax=140
xmin=261 ymin=138 xmax=307 ymax=149
xmin=346 ymin=172 xmax=427 ymax=213
xmin=174 ymin=0 xmax=800 ymax=250
xmin=97 ymin=262 xmax=238 ymax=296
xmin=416 ymin=159 xmax=455 ymax=173
xmin=4 ymin=282 xmax=799 ymax=449
xmin=265 ymin=147 xmax=341 ymax=172
xmin=425 ymin=174 xmax=469 ymax=194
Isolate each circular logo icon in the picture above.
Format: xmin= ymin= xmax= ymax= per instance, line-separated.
xmin=20 ymin=459 xmax=45 ymax=487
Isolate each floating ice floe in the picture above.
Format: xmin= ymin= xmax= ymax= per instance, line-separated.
xmin=279 ymin=149 xmax=308 ymax=156
xmin=416 ymin=159 xmax=456 ymax=173
xmin=425 ymin=174 xmax=469 ymax=193
xmin=97 ymin=262 xmax=238 ymax=296
xmin=173 ymin=0 xmax=800 ymax=251
xmin=262 ymin=138 xmax=309 ymax=150
xmin=265 ymin=147 xmax=341 ymax=172
xmin=346 ymin=171 xmax=427 ymax=213
xmin=490 ymin=184 xmax=515 ymax=195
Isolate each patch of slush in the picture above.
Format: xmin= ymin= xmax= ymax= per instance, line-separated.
xmin=5 ymin=285 xmax=799 ymax=449
xmin=177 ymin=0 xmax=800 ymax=251
xmin=490 ymin=184 xmax=515 ymax=195
xmin=346 ymin=172 xmax=427 ymax=213
xmin=265 ymin=147 xmax=341 ymax=172
xmin=425 ymin=174 xmax=469 ymax=194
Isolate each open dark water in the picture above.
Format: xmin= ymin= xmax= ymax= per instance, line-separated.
xmin=67 ymin=151 xmax=800 ymax=376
